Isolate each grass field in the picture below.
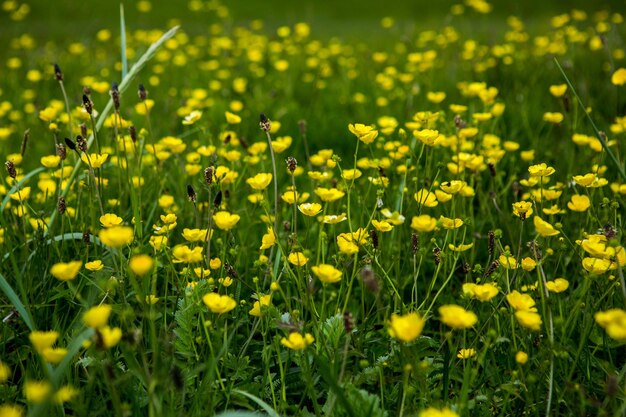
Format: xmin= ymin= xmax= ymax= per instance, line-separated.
xmin=1 ymin=0 xmax=626 ymax=416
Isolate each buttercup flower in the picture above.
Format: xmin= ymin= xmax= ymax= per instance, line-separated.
xmin=311 ymin=264 xmax=342 ymax=283
xmin=202 ymin=293 xmax=237 ymax=314
xmin=280 ymin=332 xmax=315 ymax=350
xmin=439 ymin=305 xmax=477 ymax=329
xmin=388 ymin=312 xmax=425 ymax=342
xmin=50 ymin=261 xmax=82 ymax=281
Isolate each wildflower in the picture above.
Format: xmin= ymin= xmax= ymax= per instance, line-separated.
xmin=521 ymin=257 xmax=536 ymax=271
xmin=414 ymin=189 xmax=438 ymax=207
xmin=439 ymin=216 xmax=463 ymax=229
xmin=0 ymin=404 xmax=24 ymax=417
xmin=182 ymin=228 xmax=211 ymax=242
xmin=260 ymin=227 xmax=276 ymax=250
xmin=611 ymin=68 xmax=626 ymax=86
xmin=129 ymin=254 xmax=154 ymax=276
xmin=54 ymin=385 xmax=79 ymax=404
xmin=533 ymin=216 xmax=560 ymax=237
xmin=414 ymin=129 xmax=440 ymax=146
xmin=594 ymin=309 xmax=626 ymax=341
xmin=341 ymin=169 xmax=362 ymax=180
xmin=567 ymin=194 xmax=590 ymax=212
xmin=462 ymin=283 xmax=498 ymax=301
xmin=314 ymin=187 xmax=345 ymax=202
xmin=280 ymin=332 xmax=315 ymax=350
xmin=506 ymin=291 xmax=537 ymax=311
xmin=83 ymin=305 xmax=112 ymax=329
xmin=411 ymin=215 xmax=437 ymax=232
xmin=172 ymin=245 xmax=203 ymax=263
xmin=348 ymin=123 xmax=378 ymax=144
xmin=145 ymin=295 xmax=159 ymax=304
xmin=528 ymin=163 xmax=555 ymax=177
xmin=202 ymin=293 xmax=236 ymax=313
xmin=298 ymin=202 xmax=322 ymax=216
xmin=98 ymin=326 xmax=122 ymax=349
xmin=29 ymin=330 xmax=59 ymax=353
xmin=288 ymin=252 xmax=308 ymax=267
xmin=457 ymin=348 xmax=476 ymax=359
xmin=449 ymin=242 xmax=474 ymax=252
xmin=99 ymin=226 xmax=134 ymax=248
xmin=498 ymin=255 xmax=517 ymax=269
xmin=311 ymin=264 xmax=342 ymax=283
xmin=0 ymin=361 xmax=10 ymax=383
xmin=182 ymin=110 xmax=202 ymax=125
xmin=24 ymin=380 xmax=52 ymax=403
xmin=225 ymin=111 xmax=241 ymax=124
xmin=439 ymin=305 xmax=478 ymax=329
xmin=49 ymin=259 xmax=82 ymax=281
xmin=246 ymin=173 xmax=272 ymax=190
xmin=40 ymin=155 xmax=61 ymax=168
xmin=212 ymin=211 xmax=241 ymax=231
xmin=515 ymin=310 xmax=542 ymax=331
xmin=549 ymin=84 xmax=567 ymax=97
xmin=515 ymin=351 xmax=529 ymax=365
xmin=546 ymin=278 xmax=569 ymax=293
xmin=418 ymin=406 xmax=459 ymax=417
xmin=80 ymin=153 xmax=108 ymax=169
xmin=249 ymin=294 xmax=272 ymax=317
xmin=543 ymin=112 xmax=564 ymax=123
xmin=512 ymin=201 xmax=533 ymax=219
xmin=388 ymin=312 xmax=425 ymax=343
xmin=322 ymin=213 xmax=347 ymax=224
xmin=41 ymin=347 xmax=67 ymax=364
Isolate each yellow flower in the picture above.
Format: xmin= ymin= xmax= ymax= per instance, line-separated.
xmin=515 ymin=310 xmax=542 ymax=331
xmin=567 ymin=194 xmax=590 ymax=212
xmin=40 ymin=155 xmax=61 ymax=168
xmin=439 ymin=216 xmax=463 ymax=229
xmin=314 ymin=187 xmax=345 ymax=202
xmin=515 ymin=351 xmax=529 ymax=365
xmin=337 ymin=234 xmax=359 ymax=255
xmin=594 ymin=309 xmax=626 ymax=341
xmin=129 ymin=254 xmax=154 ymax=276
xmin=348 ymin=123 xmax=378 ymax=144
xmin=506 ymin=290 xmax=537 ymax=311
xmin=498 ymin=255 xmax=517 ymax=269
xmin=85 ymin=260 xmax=104 ymax=271
xmin=533 ymin=216 xmax=560 ymax=237
xmin=0 ymin=404 xmax=24 ymax=417
xmin=271 ymin=136 xmax=292 ymax=153
xmin=440 ymin=180 xmax=465 ymax=194
xmin=99 ymin=226 xmax=134 ymax=248
xmin=439 ymin=305 xmax=478 ymax=329
xmin=414 ymin=189 xmax=438 ymax=207
xmin=0 ymin=361 xmax=10 ymax=383
xmin=81 ymin=153 xmax=109 ymax=169
xmin=322 ymin=213 xmax=347 ymax=224
xmin=298 ymin=202 xmax=322 ymax=216
xmin=172 ymin=245 xmax=204 ymax=263
xmin=311 ymin=264 xmax=342 ymax=283
xmin=260 ymin=227 xmax=276 ymax=250
xmin=182 ymin=228 xmax=211 ymax=242
xmin=411 ymin=215 xmax=437 ymax=232
xmin=202 ymin=293 xmax=237 ymax=314
xmin=29 ymin=330 xmax=59 ymax=353
xmin=288 ymin=252 xmax=308 ymax=267
xmin=280 ymin=332 xmax=315 ymax=350
xmin=528 ymin=163 xmax=555 ymax=177
xmin=427 ymin=91 xmax=446 ymax=103
xmin=50 ymin=261 xmax=82 ymax=281
xmin=372 ymin=219 xmax=393 ymax=232
xmin=611 ymin=68 xmax=626 ymax=86
xmin=462 ymin=283 xmax=498 ymax=301
xmin=182 ymin=110 xmax=202 ymax=125
xmin=145 ymin=295 xmax=159 ymax=305
xmin=543 ymin=112 xmax=564 ymax=123
xmin=24 ymin=380 xmax=52 ymax=403
xmin=99 ymin=326 xmax=122 ymax=349
xmin=414 ymin=129 xmax=440 ymax=146
xmin=41 ymin=347 xmax=67 ymax=364
xmin=418 ymin=406 xmax=459 ymax=417
xmin=512 ymin=201 xmax=533 ymax=219
xmin=388 ymin=312 xmax=425 ymax=343
xmin=457 ymin=348 xmax=476 ymax=359
xmin=549 ymin=84 xmax=567 ymax=97
xmin=246 ymin=173 xmax=272 ymax=190
xmin=341 ymin=169 xmax=362 ymax=180
xmin=225 ymin=111 xmax=242 ymax=124
xmin=83 ymin=305 xmax=112 ymax=329
xmin=546 ymin=278 xmax=569 ymax=293
xmin=54 ymin=385 xmax=79 ymax=404
xmin=521 ymin=257 xmax=536 ymax=271
xmin=249 ymin=294 xmax=272 ymax=317
xmin=212 ymin=211 xmax=241 ymax=231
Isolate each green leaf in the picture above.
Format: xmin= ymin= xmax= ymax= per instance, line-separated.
xmin=0 ymin=271 xmax=34 ymax=330
xmin=120 ymin=3 xmax=128 ymax=78
xmin=232 ymin=389 xmax=281 ymax=417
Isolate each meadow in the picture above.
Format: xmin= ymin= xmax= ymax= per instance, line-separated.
xmin=0 ymin=0 xmax=625 ymax=416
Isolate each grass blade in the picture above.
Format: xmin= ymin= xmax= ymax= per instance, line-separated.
xmin=120 ymin=3 xmax=128 ymax=78
xmin=0 ymin=271 xmax=34 ymax=331
xmin=232 ymin=389 xmax=281 ymax=417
